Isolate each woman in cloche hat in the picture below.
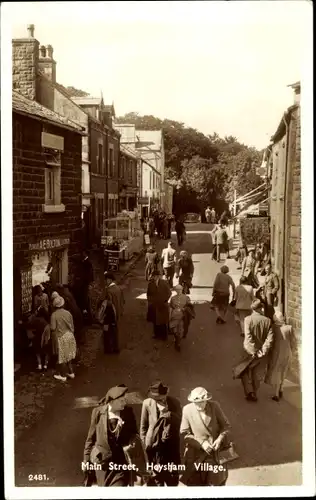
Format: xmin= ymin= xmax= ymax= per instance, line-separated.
xmin=50 ymin=293 xmax=77 ymax=382
xmin=83 ymin=384 xmax=145 ymax=487
xmin=180 ymin=387 xmax=231 ymax=486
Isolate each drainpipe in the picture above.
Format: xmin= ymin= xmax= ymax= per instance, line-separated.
xmin=282 ymin=112 xmax=290 ymax=317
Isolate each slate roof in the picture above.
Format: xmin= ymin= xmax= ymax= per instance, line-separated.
xmin=71 ymin=97 xmax=115 ymax=116
xmin=12 ymin=91 xmax=84 ymax=133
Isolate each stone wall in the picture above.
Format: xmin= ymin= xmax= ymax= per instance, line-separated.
xmin=12 ymin=38 xmax=39 ymax=100
xmin=285 ymin=105 xmax=301 ymax=381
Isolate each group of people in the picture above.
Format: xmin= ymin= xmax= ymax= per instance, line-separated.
xmin=210 ymin=219 xmax=232 ymax=262
xmin=144 ymin=241 xmax=195 ymax=351
xmin=141 ymin=210 xmax=174 ymax=240
xmin=205 ymin=206 xmax=216 ymax=224
xmin=20 ymin=250 xmax=95 ymax=379
xmin=83 ymin=382 xmax=231 ymax=487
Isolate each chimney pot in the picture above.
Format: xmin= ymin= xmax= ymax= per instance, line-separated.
xmin=39 ymin=45 xmax=46 ymax=58
xmin=27 ymin=24 xmax=35 ymax=38
xmin=46 ymin=44 xmax=53 ymax=58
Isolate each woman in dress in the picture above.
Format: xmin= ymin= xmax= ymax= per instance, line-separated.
xmin=145 ymin=246 xmax=161 ymax=281
xmin=50 ymin=294 xmax=77 ymax=382
xmin=83 ymin=385 xmax=143 ymax=486
xmin=169 ymin=284 xmax=192 ymax=351
xmin=55 ymin=284 xmax=84 ymax=346
xmin=27 ymin=306 xmax=51 ymax=370
xmin=212 ymin=265 xmax=236 ymax=324
xmin=175 ymin=250 xmax=194 ymax=294
xmin=234 ymin=276 xmax=254 ymax=337
xmin=241 ymin=250 xmax=259 ymax=288
xmin=265 ymin=311 xmax=296 ymax=401
xmin=180 ymin=387 xmax=230 ymax=486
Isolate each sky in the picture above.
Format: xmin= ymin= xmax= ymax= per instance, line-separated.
xmin=3 ymin=0 xmax=312 ymax=149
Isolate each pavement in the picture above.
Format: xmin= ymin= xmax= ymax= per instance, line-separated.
xmin=14 ymin=223 xmax=302 ymax=487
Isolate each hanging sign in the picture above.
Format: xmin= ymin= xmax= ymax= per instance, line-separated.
xmin=29 ymin=237 xmax=70 ymax=251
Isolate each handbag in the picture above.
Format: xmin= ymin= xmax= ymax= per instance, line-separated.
xmin=218 ymin=442 xmax=239 ymax=465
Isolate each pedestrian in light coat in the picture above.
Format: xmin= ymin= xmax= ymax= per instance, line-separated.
xmin=239 ymin=299 xmax=274 ymax=402
xmin=234 ymin=276 xmax=254 ymax=336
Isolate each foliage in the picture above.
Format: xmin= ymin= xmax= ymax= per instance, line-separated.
xmin=116 ymin=113 xmax=264 ymax=215
xmin=240 ymin=217 xmax=270 ymax=245
xmin=59 ymin=85 xmax=90 ymax=97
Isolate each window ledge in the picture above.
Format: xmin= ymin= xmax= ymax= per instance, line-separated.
xmin=42 ymin=204 xmax=65 ymax=213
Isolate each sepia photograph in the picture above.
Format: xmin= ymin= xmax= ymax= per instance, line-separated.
xmin=1 ymin=1 xmax=314 ymax=498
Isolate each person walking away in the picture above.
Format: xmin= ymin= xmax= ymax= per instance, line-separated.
xmin=239 ymin=299 xmax=274 ymax=402
xmin=83 ymin=385 xmax=144 ymax=486
xmin=263 ymin=263 xmax=280 ymax=319
xmin=162 ymin=216 xmax=169 ymax=240
xmin=265 ymin=311 xmax=296 ymax=401
xmin=50 ymin=294 xmax=77 ymax=381
xmin=55 ymin=284 xmax=84 ymax=348
xmin=33 ymin=284 xmax=49 ymax=315
xmin=234 ymin=276 xmax=254 ymax=336
xmin=169 ymin=284 xmax=191 ymax=351
xmin=148 ymin=217 xmax=155 ymax=239
xmin=145 ymin=245 xmax=161 ymax=281
xmin=241 ymin=250 xmax=259 ymax=288
xmin=167 ymin=215 xmax=173 ymax=239
xmin=180 ymin=387 xmax=230 ymax=486
xmin=78 ymin=250 xmax=94 ymax=324
xmin=211 ymin=208 xmax=216 ymax=224
xmin=26 ymin=306 xmax=51 ymax=371
xmin=235 ymin=244 xmax=248 ymax=270
xmin=254 ymin=243 xmax=263 ymax=274
xmin=96 ymin=296 xmax=118 ymax=354
xmin=147 ymin=270 xmax=171 ymax=340
xmin=210 ymin=224 xmax=219 ymax=260
xmin=223 ymin=224 xmax=231 ymax=259
xmin=219 ymin=211 xmax=229 ymax=226
xmin=205 ymin=207 xmax=212 ymax=224
xmin=103 ymin=272 xmax=125 ymax=354
xmin=175 ymin=219 xmax=186 ymax=247
xmin=212 ymin=265 xmax=235 ymax=324
xmin=175 ymin=250 xmax=194 ymax=294
xmin=140 ymin=381 xmax=182 ymax=486
xmin=161 ymin=241 xmax=177 ymax=288
xmin=214 ymin=223 xmax=229 ymax=262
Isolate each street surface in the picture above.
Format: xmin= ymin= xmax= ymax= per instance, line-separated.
xmin=15 ymin=224 xmax=302 ymax=487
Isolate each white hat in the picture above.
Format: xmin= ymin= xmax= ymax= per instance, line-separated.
xmin=273 ymin=310 xmax=285 ymax=325
xmin=188 ymin=387 xmax=212 ymax=403
xmin=51 ymin=291 xmax=59 ymax=300
xmin=53 ymin=296 xmax=65 ymax=308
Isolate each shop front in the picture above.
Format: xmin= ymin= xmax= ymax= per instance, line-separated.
xmin=15 ymin=236 xmax=71 ymax=316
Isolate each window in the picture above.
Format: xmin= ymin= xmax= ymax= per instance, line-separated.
xmin=43 ymin=148 xmax=64 ymax=212
xmin=97 ymin=143 xmax=103 ymax=174
xmin=128 ymin=160 xmax=133 ymax=183
xmin=109 ymin=147 xmax=114 ymax=177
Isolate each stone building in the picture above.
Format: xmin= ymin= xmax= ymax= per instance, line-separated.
xmin=12 ymin=25 xmax=120 ymax=247
xmin=12 ymin=90 xmax=84 ymax=320
xmin=268 ymin=82 xmax=301 ymax=380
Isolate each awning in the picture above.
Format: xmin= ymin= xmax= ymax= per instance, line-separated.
xmin=235 ymin=188 xmax=269 ymax=218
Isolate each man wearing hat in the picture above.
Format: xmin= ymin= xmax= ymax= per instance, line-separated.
xmin=103 ymin=272 xmax=125 ymax=354
xmin=140 ymin=381 xmax=182 ymax=486
xmin=240 ymin=299 xmax=274 ymax=402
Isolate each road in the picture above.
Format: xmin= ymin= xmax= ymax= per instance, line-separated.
xmin=15 ymin=224 xmax=302 ymax=487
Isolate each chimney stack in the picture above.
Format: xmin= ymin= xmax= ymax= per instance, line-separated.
xmin=12 ymin=24 xmax=39 ymax=100
xmin=38 ymin=43 xmax=56 ymax=83
xmin=39 ymin=45 xmax=46 ymax=58
xmin=27 ymin=24 xmax=35 ymax=38
xmin=46 ymin=45 xmax=53 ymax=59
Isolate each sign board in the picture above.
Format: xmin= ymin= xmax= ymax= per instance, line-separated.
xmin=21 ymin=267 xmax=33 ymax=314
xmin=138 ymin=197 xmax=149 ymax=205
xmin=101 ymin=236 xmax=113 ymax=246
xmin=107 ymin=253 xmax=120 ymax=272
xmin=41 ymin=132 xmax=64 ymax=151
xmin=144 ymin=234 xmax=150 ymax=245
xmin=29 ymin=237 xmax=70 ymax=251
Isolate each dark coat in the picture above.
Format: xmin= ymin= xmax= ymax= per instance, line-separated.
xmin=80 ymin=258 xmax=94 ymax=287
xmin=105 ymin=284 xmax=125 ymax=321
xmin=147 ymin=278 xmax=171 ymax=326
xmin=83 ymin=404 xmax=138 ymax=465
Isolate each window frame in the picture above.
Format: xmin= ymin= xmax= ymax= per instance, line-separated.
xmin=43 ymin=148 xmax=64 ymax=212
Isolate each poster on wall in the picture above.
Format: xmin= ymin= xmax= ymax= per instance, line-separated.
xmin=21 ymin=267 xmax=33 ymax=314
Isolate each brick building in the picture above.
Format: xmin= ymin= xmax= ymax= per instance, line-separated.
xmin=12 ymin=25 xmax=120 ymax=248
xmin=12 ymin=90 xmax=84 ymax=321
xmin=268 ymin=82 xmax=301 ymax=380
xmin=118 ymin=145 xmax=138 ymax=211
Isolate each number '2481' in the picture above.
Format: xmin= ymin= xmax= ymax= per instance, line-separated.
xmin=28 ymin=474 xmax=48 ymax=481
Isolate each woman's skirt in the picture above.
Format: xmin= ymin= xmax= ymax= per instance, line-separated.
xmin=212 ymin=292 xmax=230 ymax=308
xmin=57 ymin=331 xmax=77 ymax=364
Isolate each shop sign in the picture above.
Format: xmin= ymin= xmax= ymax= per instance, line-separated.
xmin=41 ymin=132 xmax=64 ymax=151
xmin=138 ymin=197 xmax=149 ymax=204
xmin=29 ymin=237 xmax=70 ymax=251
xmin=21 ymin=267 xmax=33 ymax=314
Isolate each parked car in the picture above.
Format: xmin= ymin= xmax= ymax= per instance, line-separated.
xmin=184 ymin=213 xmax=201 ymax=223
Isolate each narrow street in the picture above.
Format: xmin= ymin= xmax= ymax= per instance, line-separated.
xmin=15 ymin=225 xmax=302 ymax=487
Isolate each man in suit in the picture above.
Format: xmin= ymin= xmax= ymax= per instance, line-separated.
xmin=140 ymin=381 xmax=182 ymax=486
xmin=146 ymin=270 xmax=172 ymax=340
xmin=103 ymin=272 xmax=125 ymax=354
xmin=241 ymin=299 xmax=274 ymax=402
